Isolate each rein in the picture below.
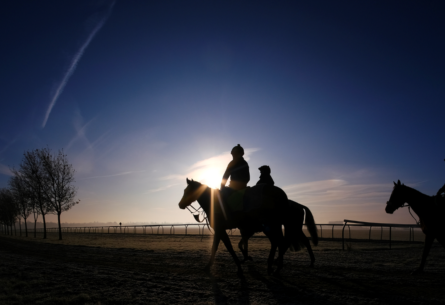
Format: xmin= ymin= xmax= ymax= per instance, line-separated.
xmin=186 ymin=204 xmax=214 ymax=237
xmin=400 ymin=204 xmax=421 ymax=226
xmin=186 ymin=205 xmax=206 ymax=222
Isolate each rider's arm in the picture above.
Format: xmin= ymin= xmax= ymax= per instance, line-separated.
xmin=220 ymin=162 xmax=233 ymax=189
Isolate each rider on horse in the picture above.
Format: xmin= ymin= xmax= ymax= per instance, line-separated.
xmin=219 ymin=144 xmax=250 ymax=213
xmin=256 ymin=165 xmax=275 ymax=186
xmin=220 ymin=144 xmax=250 ymax=191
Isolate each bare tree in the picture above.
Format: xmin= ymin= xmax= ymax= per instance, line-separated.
xmin=39 ymin=148 xmax=79 ymax=240
xmin=0 ymin=188 xmax=19 ymax=235
xmin=9 ymin=174 xmax=33 ymax=237
xmin=30 ymin=198 xmax=40 ymax=238
xmin=12 ymin=149 xmax=53 ymax=239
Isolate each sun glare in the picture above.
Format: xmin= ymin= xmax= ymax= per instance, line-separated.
xmin=202 ymin=168 xmax=221 ymax=189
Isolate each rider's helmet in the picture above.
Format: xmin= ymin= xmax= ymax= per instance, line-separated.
xmin=259 ymin=165 xmax=271 ymax=175
xmin=231 ymin=144 xmax=244 ymax=156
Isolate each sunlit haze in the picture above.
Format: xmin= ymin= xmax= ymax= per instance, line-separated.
xmin=1 ymin=1 xmax=444 ymax=226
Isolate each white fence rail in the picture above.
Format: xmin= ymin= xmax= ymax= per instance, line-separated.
xmin=2 ymin=220 xmax=423 ymax=250
xmin=342 ymin=219 xmax=421 ymax=250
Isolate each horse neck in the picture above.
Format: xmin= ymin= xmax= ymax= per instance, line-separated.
xmin=403 ymin=186 xmax=432 ymax=218
xmin=197 ymin=187 xmax=212 ymax=216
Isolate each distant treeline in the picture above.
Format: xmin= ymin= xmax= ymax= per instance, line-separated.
xmin=1 ymin=148 xmax=79 ymax=240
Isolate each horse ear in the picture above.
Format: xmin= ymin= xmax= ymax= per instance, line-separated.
xmin=397 ymin=180 xmax=401 ymax=185
xmin=186 ymin=178 xmax=191 ymax=185
xmin=393 ymin=181 xmax=397 ymax=186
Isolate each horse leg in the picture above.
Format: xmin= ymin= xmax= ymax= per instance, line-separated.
xmin=274 ymin=224 xmax=293 ymax=276
xmin=219 ymin=230 xmax=243 ymax=276
xmin=266 ymin=225 xmax=286 ymax=275
xmin=413 ymin=234 xmax=435 ymax=275
xmin=267 ymin=237 xmax=279 ymax=275
xmin=205 ymin=231 xmax=221 ymax=272
xmin=238 ymin=230 xmax=253 ymax=262
xmin=238 ymin=237 xmax=246 ymax=260
xmin=299 ymin=231 xmax=315 ymax=267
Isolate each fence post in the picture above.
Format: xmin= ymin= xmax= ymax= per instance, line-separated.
xmin=389 ymin=226 xmax=392 ymax=249
xmin=342 ymin=222 xmax=347 ymax=250
xmin=369 ymin=226 xmax=372 ymax=241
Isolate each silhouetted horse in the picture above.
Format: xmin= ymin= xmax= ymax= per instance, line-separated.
xmin=238 ymin=200 xmax=318 ymax=267
xmin=178 ymin=179 xmax=298 ymax=276
xmin=386 ymin=180 xmax=445 ymax=274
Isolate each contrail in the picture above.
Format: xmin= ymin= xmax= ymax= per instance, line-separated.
xmin=42 ymin=1 xmax=116 ymax=128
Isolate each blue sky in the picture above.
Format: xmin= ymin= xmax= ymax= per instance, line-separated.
xmin=1 ymin=1 xmax=444 ymax=225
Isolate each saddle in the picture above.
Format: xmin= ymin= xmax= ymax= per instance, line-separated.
xmin=221 ymin=184 xmax=277 ymax=219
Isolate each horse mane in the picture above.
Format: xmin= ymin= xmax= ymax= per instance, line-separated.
xmin=399 ymin=183 xmax=432 ymax=198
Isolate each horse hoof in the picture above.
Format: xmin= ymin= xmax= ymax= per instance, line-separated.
xmin=411 ymin=269 xmax=423 ymax=275
xmin=267 ymin=267 xmax=274 ymax=275
xmin=310 ymin=262 xmax=315 ymax=268
xmin=247 ymin=256 xmax=253 ymax=261
xmin=237 ymin=268 xmax=244 ymax=277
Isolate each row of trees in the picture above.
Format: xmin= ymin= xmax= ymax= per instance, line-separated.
xmin=0 ymin=148 xmax=79 ymax=240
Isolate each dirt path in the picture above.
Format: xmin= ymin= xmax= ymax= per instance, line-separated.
xmin=1 ymin=234 xmax=444 ymax=304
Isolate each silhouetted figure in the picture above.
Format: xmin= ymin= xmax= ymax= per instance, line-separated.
xmin=256 ymin=165 xmax=274 ymax=186
xmin=220 ymin=144 xmax=250 ymax=191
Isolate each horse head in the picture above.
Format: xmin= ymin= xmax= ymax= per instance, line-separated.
xmin=178 ymin=178 xmax=207 ymax=209
xmin=386 ymin=180 xmax=406 ymax=214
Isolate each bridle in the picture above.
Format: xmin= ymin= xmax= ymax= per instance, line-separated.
xmin=407 ymin=206 xmax=420 ymax=226
xmin=387 ymin=200 xmax=420 ymax=226
xmin=186 ymin=204 xmax=206 ymax=223
xmin=185 ymin=199 xmax=214 ymax=237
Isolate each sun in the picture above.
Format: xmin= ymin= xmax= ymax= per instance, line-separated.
xmin=202 ymin=168 xmax=221 ymax=189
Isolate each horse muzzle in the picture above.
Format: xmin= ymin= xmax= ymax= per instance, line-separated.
xmin=178 ymin=200 xmax=187 ymax=209
xmin=385 ymin=201 xmax=395 ymax=214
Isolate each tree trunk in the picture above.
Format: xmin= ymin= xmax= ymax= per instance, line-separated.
xmin=24 ymin=217 xmax=28 ymax=237
xmin=19 ymin=218 xmax=22 ymax=237
xmin=34 ymin=218 xmax=37 ymax=238
xmin=40 ymin=208 xmax=47 ymax=239
xmin=57 ymin=212 xmax=62 ymax=240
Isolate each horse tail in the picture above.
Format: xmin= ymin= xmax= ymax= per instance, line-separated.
xmin=288 ymin=200 xmax=318 ymax=247
xmin=301 ymin=204 xmax=319 ymax=246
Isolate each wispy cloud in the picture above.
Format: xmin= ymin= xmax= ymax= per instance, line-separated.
xmin=162 ymin=147 xmax=260 ymax=188
xmin=66 ymin=114 xmax=96 ymax=151
xmin=81 ymin=170 xmax=146 ymax=180
xmin=42 ymin=1 xmax=116 ymax=128
xmin=0 ymin=164 xmax=13 ymax=177
xmin=145 ymin=183 xmax=180 ymax=194
xmin=282 ymin=179 xmax=391 ymax=207
xmin=0 ymin=137 xmax=18 ymax=155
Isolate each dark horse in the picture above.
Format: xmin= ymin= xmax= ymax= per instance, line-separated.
xmin=238 ymin=200 xmax=318 ymax=267
xmin=386 ymin=180 xmax=445 ymax=274
xmin=178 ymin=179 xmax=298 ymax=275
